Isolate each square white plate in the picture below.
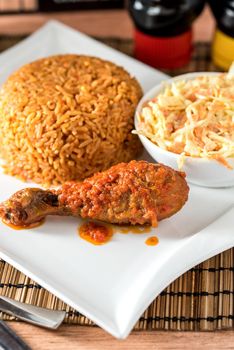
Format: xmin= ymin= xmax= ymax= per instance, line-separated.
xmin=0 ymin=21 xmax=233 ymax=339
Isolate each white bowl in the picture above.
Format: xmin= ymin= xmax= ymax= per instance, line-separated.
xmin=135 ymin=72 xmax=234 ymax=188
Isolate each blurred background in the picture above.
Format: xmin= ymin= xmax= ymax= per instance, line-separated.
xmin=0 ymin=0 xmax=214 ymax=41
xmin=0 ymin=1 xmax=233 ymax=72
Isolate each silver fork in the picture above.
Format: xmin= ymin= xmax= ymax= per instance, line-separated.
xmin=0 ymin=296 xmax=66 ymax=329
xmin=0 ymin=296 xmax=66 ymax=350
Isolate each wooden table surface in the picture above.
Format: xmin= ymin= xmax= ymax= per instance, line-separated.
xmin=7 ymin=323 xmax=234 ymax=350
xmin=1 ymin=5 xmax=233 ymax=350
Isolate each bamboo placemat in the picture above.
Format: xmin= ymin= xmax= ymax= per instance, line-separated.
xmin=0 ymin=36 xmax=233 ymax=331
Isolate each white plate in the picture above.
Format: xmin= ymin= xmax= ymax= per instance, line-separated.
xmin=0 ymin=21 xmax=233 ymax=339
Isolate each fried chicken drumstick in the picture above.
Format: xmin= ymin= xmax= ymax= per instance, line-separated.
xmin=0 ymin=161 xmax=189 ymax=228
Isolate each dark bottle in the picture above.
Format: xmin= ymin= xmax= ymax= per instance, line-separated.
xmin=129 ymin=0 xmax=205 ymax=69
xmin=209 ymin=0 xmax=234 ymax=70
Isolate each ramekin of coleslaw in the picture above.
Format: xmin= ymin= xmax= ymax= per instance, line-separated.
xmin=134 ymin=71 xmax=234 ymax=188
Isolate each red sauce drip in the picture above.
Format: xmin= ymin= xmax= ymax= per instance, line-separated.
xmin=118 ymin=226 xmax=151 ymax=234
xmin=79 ymin=221 xmax=113 ymax=245
xmin=2 ymin=219 xmax=45 ymax=230
xmin=145 ymin=236 xmax=159 ymax=246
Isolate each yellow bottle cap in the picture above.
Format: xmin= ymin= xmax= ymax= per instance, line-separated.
xmin=212 ymin=29 xmax=234 ymax=71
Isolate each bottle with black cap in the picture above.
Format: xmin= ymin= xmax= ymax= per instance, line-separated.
xmin=129 ymin=0 xmax=205 ymax=69
xmin=209 ymin=0 xmax=234 ymax=70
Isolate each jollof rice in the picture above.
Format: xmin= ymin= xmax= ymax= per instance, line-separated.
xmin=0 ymin=54 xmax=142 ymax=186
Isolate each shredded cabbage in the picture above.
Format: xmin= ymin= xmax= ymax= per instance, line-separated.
xmin=134 ymin=73 xmax=234 ymax=169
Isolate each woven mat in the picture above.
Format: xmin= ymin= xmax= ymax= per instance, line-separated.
xmin=0 ymin=36 xmax=233 ymax=332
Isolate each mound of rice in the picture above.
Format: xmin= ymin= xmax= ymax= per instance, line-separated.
xmin=0 ymin=54 xmax=142 ymax=186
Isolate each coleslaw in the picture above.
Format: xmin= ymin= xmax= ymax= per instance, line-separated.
xmin=135 ymin=72 xmax=234 ymax=169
